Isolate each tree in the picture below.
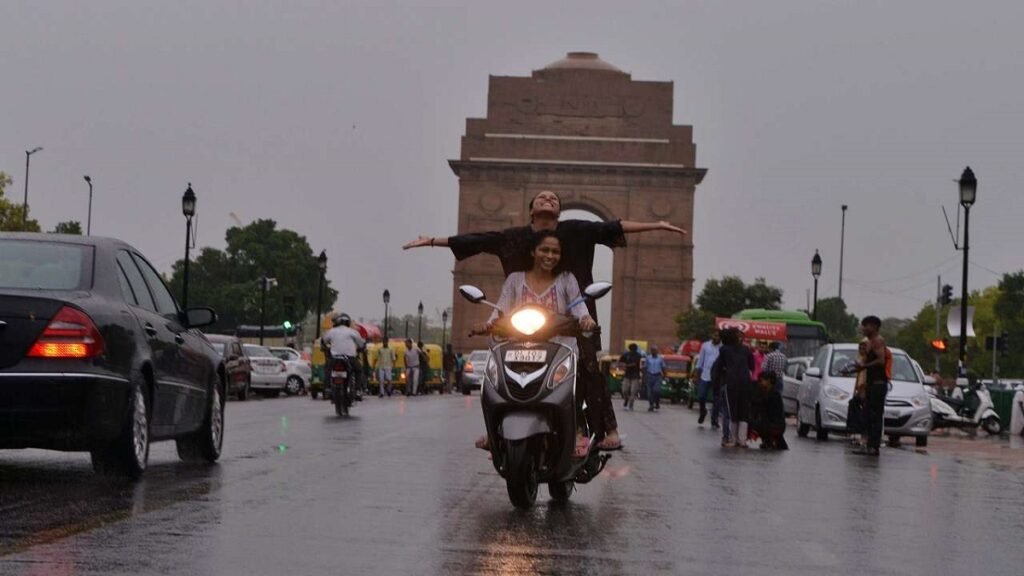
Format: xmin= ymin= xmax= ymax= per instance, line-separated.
xmin=695 ymin=276 xmax=783 ymax=317
xmin=167 ymin=219 xmax=337 ymax=333
xmin=51 ymin=221 xmax=83 ymax=235
xmin=815 ymin=297 xmax=859 ymax=341
xmin=675 ymin=308 xmax=716 ymax=342
xmin=0 ymin=171 xmax=41 ymax=232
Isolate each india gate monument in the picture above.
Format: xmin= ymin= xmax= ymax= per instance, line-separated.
xmin=449 ymin=52 xmax=707 ymax=353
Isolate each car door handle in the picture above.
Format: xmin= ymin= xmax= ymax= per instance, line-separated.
xmin=174 ymin=334 xmax=186 ymax=345
xmin=144 ymin=324 xmax=158 ymax=337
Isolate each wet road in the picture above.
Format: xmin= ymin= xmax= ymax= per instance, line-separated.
xmin=2 ymin=394 xmax=1023 ymax=575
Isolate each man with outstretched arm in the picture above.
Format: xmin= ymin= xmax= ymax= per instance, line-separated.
xmin=403 ymin=190 xmax=688 ymax=450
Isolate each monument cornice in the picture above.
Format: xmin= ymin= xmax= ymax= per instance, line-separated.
xmin=449 ymin=158 xmax=707 ymax=183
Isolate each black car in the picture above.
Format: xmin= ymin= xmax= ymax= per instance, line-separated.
xmin=0 ymin=233 xmax=224 ymax=477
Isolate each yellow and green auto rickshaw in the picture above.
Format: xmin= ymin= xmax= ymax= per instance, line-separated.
xmin=659 ymin=354 xmax=693 ymax=404
xmin=366 ymin=340 xmax=444 ymax=394
xmin=599 ymin=354 xmax=625 ymax=398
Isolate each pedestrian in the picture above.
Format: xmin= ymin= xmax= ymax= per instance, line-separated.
xmin=417 ymin=342 xmax=429 ymax=395
xmin=375 ymin=339 xmax=396 ymax=397
xmin=845 ymin=339 xmax=869 ymax=446
xmin=405 ymin=190 xmax=689 ymax=451
xmin=693 ymin=329 xmax=722 ymax=426
xmin=752 ymin=340 xmax=768 ymax=381
xmin=851 ymin=316 xmax=888 ymax=456
xmin=404 ymin=339 xmax=420 ymax=396
xmin=455 ymin=352 xmax=467 ymax=394
xmin=712 ymin=328 xmax=754 ymax=448
xmin=751 ymin=371 xmax=788 ymax=450
xmin=443 ymin=344 xmax=456 ymax=394
xmin=620 ymin=343 xmax=643 ymax=411
xmin=644 ymin=345 xmax=666 ymax=412
xmin=762 ymin=342 xmax=787 ymax=394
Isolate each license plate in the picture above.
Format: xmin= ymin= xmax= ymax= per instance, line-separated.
xmin=505 ymin=349 xmax=546 ymax=363
xmin=332 ymin=371 xmax=348 ymax=378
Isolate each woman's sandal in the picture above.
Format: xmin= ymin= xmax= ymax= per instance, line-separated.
xmin=597 ymin=431 xmax=623 ymax=451
xmin=474 ymin=435 xmax=489 ymax=450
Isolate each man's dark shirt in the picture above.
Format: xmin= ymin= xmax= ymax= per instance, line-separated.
xmin=447 ymin=219 xmax=626 ymax=319
xmin=620 ymin=350 xmax=642 ymax=379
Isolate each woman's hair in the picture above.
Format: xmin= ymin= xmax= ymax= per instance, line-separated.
xmin=529 ymin=230 xmax=561 ymax=252
xmin=721 ymin=327 xmax=742 ymax=347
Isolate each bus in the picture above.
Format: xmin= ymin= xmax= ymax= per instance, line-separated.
xmin=732 ymin=309 xmax=829 ymax=359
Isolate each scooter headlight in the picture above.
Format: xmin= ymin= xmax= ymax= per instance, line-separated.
xmin=510 ymin=307 xmax=547 ymax=336
xmin=485 ymin=354 xmax=498 ymax=388
xmin=548 ymin=355 xmax=574 ymax=389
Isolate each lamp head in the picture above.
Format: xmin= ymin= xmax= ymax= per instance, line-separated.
xmin=317 ymin=250 xmax=327 ymax=272
xmin=811 ymin=250 xmax=823 ymax=279
xmin=417 ymin=301 xmax=424 ymax=315
xmin=83 ymin=175 xmax=91 ymax=184
xmin=383 ymin=289 xmax=390 ymax=304
xmin=958 ymin=166 xmax=977 ymax=207
xmin=182 ymin=183 xmax=197 ymax=217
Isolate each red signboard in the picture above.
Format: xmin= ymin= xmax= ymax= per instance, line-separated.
xmin=715 ymin=318 xmax=787 ymax=341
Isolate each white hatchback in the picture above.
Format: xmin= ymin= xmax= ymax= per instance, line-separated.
xmin=269 ymin=346 xmax=313 ymax=396
xmin=242 ymin=344 xmax=288 ymax=397
xmin=796 ymin=343 xmax=932 ymax=446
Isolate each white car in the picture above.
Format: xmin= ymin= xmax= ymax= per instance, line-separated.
xmin=269 ymin=346 xmax=313 ymax=396
xmin=796 ymin=343 xmax=932 ymax=447
xmin=242 ymin=344 xmax=288 ymax=397
xmin=781 ymin=356 xmax=812 ymax=416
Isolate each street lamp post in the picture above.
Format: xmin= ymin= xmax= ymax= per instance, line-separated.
xmin=417 ymin=301 xmax=424 ymax=342
xmin=258 ymin=276 xmax=276 ymax=345
xmin=958 ymin=167 xmax=977 ymax=376
xmin=181 ymin=184 xmax=197 ymax=311
xmin=83 ymin=176 xmax=93 ymax=236
xmin=23 ymin=147 xmax=43 ymax=230
xmin=811 ymin=250 xmax=822 ymax=321
xmin=315 ymin=251 xmax=327 ymax=341
xmin=839 ymin=205 xmax=847 ymax=301
xmin=382 ymin=290 xmax=391 ymax=341
xmin=442 ymin=309 xmax=448 ymax=350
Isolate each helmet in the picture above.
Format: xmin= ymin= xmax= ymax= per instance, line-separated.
xmin=332 ymin=313 xmax=351 ymax=327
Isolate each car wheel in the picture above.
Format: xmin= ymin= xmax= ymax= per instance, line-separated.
xmin=177 ymin=374 xmax=225 ymax=463
xmin=915 ymin=436 xmax=928 ymax=448
xmin=815 ymin=405 xmax=829 ymax=441
xmin=285 ymin=376 xmax=303 ymax=396
xmin=91 ymin=381 xmax=150 ymax=478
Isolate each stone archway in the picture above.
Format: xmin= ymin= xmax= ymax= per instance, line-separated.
xmin=448 ymin=52 xmax=707 ymax=353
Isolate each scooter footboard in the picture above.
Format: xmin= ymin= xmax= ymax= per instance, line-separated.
xmin=501 ymin=412 xmax=551 ymax=441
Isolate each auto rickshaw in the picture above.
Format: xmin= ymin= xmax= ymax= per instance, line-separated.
xmin=659 ymin=354 xmax=692 ymax=404
xmin=599 ymin=354 xmax=625 ymax=398
xmin=366 ymin=340 xmax=444 ymax=394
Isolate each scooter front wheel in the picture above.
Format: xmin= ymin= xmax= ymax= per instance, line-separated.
xmin=982 ymin=416 xmax=1002 ymax=435
xmin=505 ymin=439 xmax=538 ymax=509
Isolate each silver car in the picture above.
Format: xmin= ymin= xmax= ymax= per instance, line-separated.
xmin=781 ymin=356 xmax=812 ymax=416
xmin=796 ymin=344 xmax=932 ymax=446
xmin=242 ymin=344 xmax=288 ymax=397
xmin=269 ymin=346 xmax=313 ymax=396
xmin=459 ymin=350 xmax=491 ymax=394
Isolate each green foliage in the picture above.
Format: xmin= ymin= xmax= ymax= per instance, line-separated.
xmin=167 ymin=219 xmax=337 ymax=332
xmin=0 ymin=171 xmax=41 ymax=232
xmin=694 ymin=276 xmax=783 ymax=317
xmin=675 ymin=308 xmax=716 ymax=342
xmin=51 ymin=221 xmax=83 ymax=235
xmin=815 ymin=297 xmax=859 ymax=341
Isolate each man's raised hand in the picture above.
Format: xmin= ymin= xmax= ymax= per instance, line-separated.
xmin=402 ymin=236 xmax=432 ymax=250
xmin=660 ymin=221 xmax=688 ymax=236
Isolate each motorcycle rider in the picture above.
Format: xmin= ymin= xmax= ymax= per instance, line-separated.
xmin=322 ymin=313 xmax=367 ymax=402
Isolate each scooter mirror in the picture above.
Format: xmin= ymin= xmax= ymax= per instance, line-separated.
xmin=458 ymin=285 xmax=486 ymax=303
xmin=584 ymin=281 xmax=613 ymax=301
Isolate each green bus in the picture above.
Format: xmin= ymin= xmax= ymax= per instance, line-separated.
xmin=733 ymin=309 xmax=829 ymax=359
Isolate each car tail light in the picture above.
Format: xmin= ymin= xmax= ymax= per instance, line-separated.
xmin=279 ymin=362 xmax=287 ymax=373
xmin=464 ymin=361 xmax=474 ymax=374
xmin=27 ymin=306 xmax=105 ymax=359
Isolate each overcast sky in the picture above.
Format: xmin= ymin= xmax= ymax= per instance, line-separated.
xmin=3 ymin=0 xmax=1022 ymax=329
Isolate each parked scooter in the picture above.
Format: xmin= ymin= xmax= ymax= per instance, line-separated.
xmin=928 ymin=378 xmax=1001 ymax=435
xmin=459 ymin=281 xmax=613 ymax=509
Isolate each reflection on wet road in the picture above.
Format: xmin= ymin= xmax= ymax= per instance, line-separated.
xmin=2 ymin=395 xmax=1023 ymax=575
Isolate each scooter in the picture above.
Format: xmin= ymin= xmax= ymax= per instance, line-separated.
xmin=928 ymin=379 xmax=1001 ymax=435
xmin=459 ymin=281 xmax=613 ymax=509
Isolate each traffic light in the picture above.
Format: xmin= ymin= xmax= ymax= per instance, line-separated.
xmin=282 ymin=320 xmax=293 ymax=331
xmin=999 ymin=331 xmax=1009 ymax=355
xmin=940 ymin=284 xmax=953 ymax=306
xmin=930 ymin=338 xmax=949 ymax=352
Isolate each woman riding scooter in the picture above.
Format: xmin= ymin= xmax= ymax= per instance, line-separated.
xmin=474 ymin=231 xmax=597 ymax=458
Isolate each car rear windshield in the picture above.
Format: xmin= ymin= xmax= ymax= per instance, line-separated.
xmin=470 ymin=352 xmax=489 ymax=363
xmin=0 ymin=240 xmax=91 ymax=290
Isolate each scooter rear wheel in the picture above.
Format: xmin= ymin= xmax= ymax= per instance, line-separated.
xmin=505 ymin=439 xmax=538 ymax=509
